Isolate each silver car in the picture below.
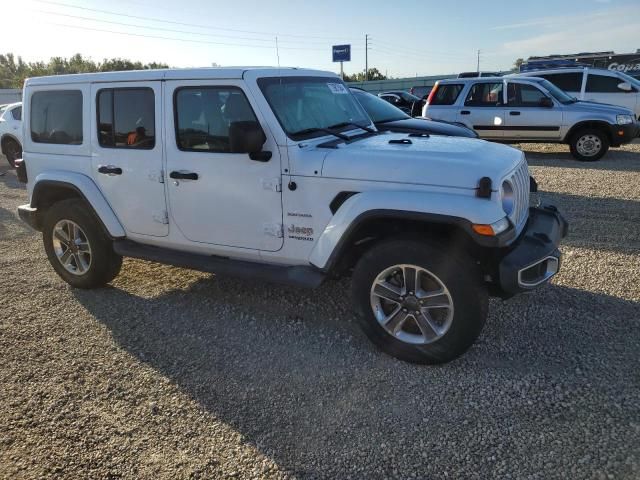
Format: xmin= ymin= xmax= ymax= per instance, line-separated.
xmin=423 ymin=76 xmax=639 ymax=161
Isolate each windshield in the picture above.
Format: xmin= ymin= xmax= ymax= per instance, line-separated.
xmin=257 ymin=76 xmax=372 ymax=140
xmin=352 ymin=89 xmax=408 ymax=123
xmin=539 ymin=79 xmax=576 ymax=104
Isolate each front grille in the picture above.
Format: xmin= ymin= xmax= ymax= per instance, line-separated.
xmin=506 ymin=160 xmax=530 ymax=231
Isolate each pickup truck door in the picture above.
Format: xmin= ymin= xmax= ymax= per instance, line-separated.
xmin=90 ymin=81 xmax=168 ymax=237
xmin=503 ymin=81 xmax=562 ymax=141
xmin=584 ymin=71 xmax=639 ymax=115
xmin=457 ymin=81 xmax=505 ymax=139
xmin=164 ymin=80 xmax=283 ymax=251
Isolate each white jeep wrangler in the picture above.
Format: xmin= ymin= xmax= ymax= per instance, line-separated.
xmin=16 ymin=68 xmax=567 ymax=364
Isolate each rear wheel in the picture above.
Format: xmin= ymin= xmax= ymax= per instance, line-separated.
xmin=42 ymin=199 xmax=122 ymax=288
xmin=351 ymin=238 xmax=488 ymax=364
xmin=3 ymin=138 xmax=21 ymax=167
xmin=569 ymin=129 xmax=609 ymax=161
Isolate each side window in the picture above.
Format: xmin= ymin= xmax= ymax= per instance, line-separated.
xmin=31 ymin=90 xmax=83 ymax=144
xmin=97 ymin=88 xmax=155 ymax=149
xmin=11 ymin=106 xmax=22 ymax=121
xmin=174 ymin=86 xmax=257 ymax=153
xmin=464 ymin=82 xmax=503 ymax=106
xmin=540 ymin=73 xmax=582 ymax=92
xmin=430 ymin=84 xmax=463 ymax=105
xmin=586 ymin=74 xmax=627 ymax=93
xmin=507 ymin=83 xmax=548 ymax=107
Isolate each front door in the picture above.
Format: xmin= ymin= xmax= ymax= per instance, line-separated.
xmin=164 ymin=80 xmax=283 ymax=251
xmin=584 ymin=72 xmax=638 ymax=113
xmin=90 ymin=81 xmax=168 ymax=237
xmin=503 ymin=81 xmax=562 ymax=141
xmin=458 ymin=81 xmax=505 ymax=139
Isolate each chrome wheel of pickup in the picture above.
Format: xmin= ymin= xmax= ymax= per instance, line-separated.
xmin=52 ymin=219 xmax=92 ymax=275
xmin=370 ymin=264 xmax=454 ymax=345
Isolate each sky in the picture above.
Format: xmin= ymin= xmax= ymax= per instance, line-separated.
xmin=3 ymin=0 xmax=639 ymax=78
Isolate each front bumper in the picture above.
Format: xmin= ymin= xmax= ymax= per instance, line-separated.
xmin=610 ymin=121 xmax=640 ymax=146
xmin=497 ymin=205 xmax=568 ymax=295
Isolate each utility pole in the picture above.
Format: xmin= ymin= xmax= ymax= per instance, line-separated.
xmin=365 ymin=34 xmax=369 ymax=81
xmin=476 ymin=49 xmax=480 ymax=73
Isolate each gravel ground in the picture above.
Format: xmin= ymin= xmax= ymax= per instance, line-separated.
xmin=0 ymin=143 xmax=639 ymax=480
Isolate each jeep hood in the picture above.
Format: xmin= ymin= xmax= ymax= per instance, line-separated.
xmin=320 ymin=133 xmax=524 ymax=189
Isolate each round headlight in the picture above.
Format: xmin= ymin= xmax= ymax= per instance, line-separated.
xmin=501 ymin=180 xmax=514 ymax=216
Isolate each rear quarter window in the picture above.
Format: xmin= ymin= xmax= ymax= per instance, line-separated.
xmin=430 ymin=84 xmax=464 ymax=105
xmin=539 ymin=73 xmax=583 ymax=92
xmin=30 ymin=90 xmax=83 ymax=145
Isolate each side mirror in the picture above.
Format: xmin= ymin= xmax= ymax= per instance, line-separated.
xmin=539 ymin=97 xmax=554 ymax=108
xmin=229 ymin=121 xmax=270 ymax=161
xmin=618 ymin=82 xmax=633 ymax=92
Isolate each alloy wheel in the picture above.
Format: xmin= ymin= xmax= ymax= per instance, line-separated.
xmin=370 ymin=264 xmax=454 ymax=345
xmin=52 ymin=219 xmax=92 ymax=275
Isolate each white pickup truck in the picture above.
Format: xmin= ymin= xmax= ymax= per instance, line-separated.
xmin=16 ymin=67 xmax=567 ymax=364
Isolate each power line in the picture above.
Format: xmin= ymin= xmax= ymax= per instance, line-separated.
xmin=35 ymin=9 xmax=346 ymax=46
xmin=372 ymin=40 xmax=473 ymax=59
xmin=33 ymin=0 xmax=361 ymax=41
xmin=45 ymin=22 xmax=344 ymax=51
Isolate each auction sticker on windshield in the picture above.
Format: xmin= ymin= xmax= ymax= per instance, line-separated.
xmin=327 ymin=83 xmax=349 ymax=94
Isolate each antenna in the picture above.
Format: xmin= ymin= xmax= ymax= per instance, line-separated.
xmin=275 ymin=36 xmax=281 ymax=68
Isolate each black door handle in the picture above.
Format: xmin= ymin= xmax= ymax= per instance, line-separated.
xmin=98 ymin=165 xmax=122 ymax=175
xmin=460 ymin=110 xmax=471 ymax=115
xmin=169 ymin=171 xmax=198 ymax=181
xmin=509 ymin=111 xmax=521 ymax=116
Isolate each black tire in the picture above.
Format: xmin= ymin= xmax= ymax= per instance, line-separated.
xmin=351 ymin=237 xmax=488 ymax=364
xmin=569 ymin=128 xmax=609 ymax=162
xmin=3 ymin=138 xmax=21 ymax=167
xmin=42 ymin=199 xmax=122 ymax=288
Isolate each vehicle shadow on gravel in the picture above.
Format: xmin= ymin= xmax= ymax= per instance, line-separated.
xmin=522 ymin=147 xmax=640 ymax=171
xmin=537 ymin=191 xmax=640 ymax=254
xmin=0 ymin=163 xmax=24 ymax=190
xmin=73 ymin=275 xmax=640 ymax=479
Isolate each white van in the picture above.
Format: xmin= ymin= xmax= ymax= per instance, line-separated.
xmin=513 ymin=67 xmax=640 ymax=119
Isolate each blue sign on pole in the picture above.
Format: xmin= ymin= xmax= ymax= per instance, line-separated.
xmin=332 ymin=45 xmax=351 ymax=63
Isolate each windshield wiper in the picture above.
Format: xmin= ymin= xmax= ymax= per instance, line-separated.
xmin=327 ymin=121 xmax=376 ymax=133
xmin=290 ymin=127 xmax=349 ymax=141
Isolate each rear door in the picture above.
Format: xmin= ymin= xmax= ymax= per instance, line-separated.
xmin=90 ymin=81 xmax=168 ymax=237
xmin=503 ymin=81 xmax=562 ymax=141
xmin=458 ymin=81 xmax=506 ymax=139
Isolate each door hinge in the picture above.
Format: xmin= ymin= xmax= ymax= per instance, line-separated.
xmin=149 ymin=170 xmax=165 ymax=183
xmin=261 ymin=178 xmax=281 ymax=192
xmin=263 ymin=223 xmax=283 ymax=238
xmin=153 ymin=210 xmax=169 ymax=224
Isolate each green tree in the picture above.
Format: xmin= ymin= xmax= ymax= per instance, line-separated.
xmin=0 ymin=53 xmax=169 ymax=88
xmin=513 ymin=58 xmax=524 ymax=72
xmin=343 ymin=67 xmax=388 ymax=82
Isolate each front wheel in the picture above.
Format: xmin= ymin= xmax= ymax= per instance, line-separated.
xmin=569 ymin=129 xmax=609 ymax=161
xmin=351 ymin=238 xmax=488 ymax=364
